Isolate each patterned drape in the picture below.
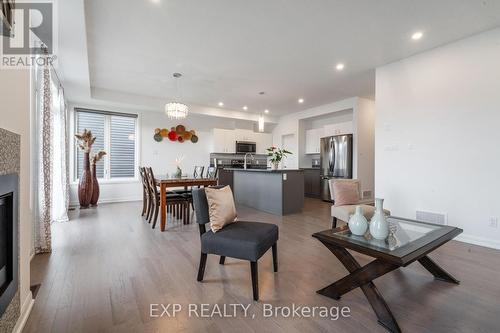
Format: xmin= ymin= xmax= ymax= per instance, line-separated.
xmin=35 ymin=55 xmax=53 ymax=253
xmin=34 ymin=51 xmax=69 ymax=253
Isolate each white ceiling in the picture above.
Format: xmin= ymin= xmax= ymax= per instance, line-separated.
xmin=72 ymin=0 xmax=500 ymax=116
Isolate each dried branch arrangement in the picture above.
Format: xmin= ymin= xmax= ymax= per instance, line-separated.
xmin=75 ymin=129 xmax=96 ymax=153
xmin=91 ymin=151 xmax=107 ymax=165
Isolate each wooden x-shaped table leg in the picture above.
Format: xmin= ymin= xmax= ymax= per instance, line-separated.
xmin=418 ymin=255 xmax=460 ymax=284
xmin=317 ymin=240 xmax=402 ymax=333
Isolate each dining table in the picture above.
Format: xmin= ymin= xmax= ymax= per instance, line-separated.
xmin=154 ymin=175 xmax=218 ymax=231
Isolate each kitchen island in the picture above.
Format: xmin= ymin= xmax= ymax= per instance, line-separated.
xmin=228 ymin=169 xmax=304 ymax=215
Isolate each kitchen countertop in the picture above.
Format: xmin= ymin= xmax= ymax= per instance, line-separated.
xmin=300 ymin=167 xmax=321 ymax=170
xmin=224 ymin=168 xmax=303 ymax=172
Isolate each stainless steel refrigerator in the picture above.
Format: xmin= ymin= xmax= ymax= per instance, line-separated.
xmin=320 ymin=134 xmax=353 ymax=201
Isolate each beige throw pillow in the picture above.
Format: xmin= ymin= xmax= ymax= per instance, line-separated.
xmin=332 ymin=181 xmax=360 ymax=206
xmin=205 ymin=186 xmax=237 ymax=233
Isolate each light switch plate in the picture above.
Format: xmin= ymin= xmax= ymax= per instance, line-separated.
xmin=283 ymin=173 xmax=287 ymax=181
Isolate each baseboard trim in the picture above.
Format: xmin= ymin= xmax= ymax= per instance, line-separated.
xmin=455 ymin=234 xmax=500 ymax=250
xmin=13 ymin=292 xmax=34 ymax=333
xmin=69 ymin=196 xmax=142 ymax=208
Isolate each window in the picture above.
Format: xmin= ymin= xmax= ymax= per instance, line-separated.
xmin=74 ymin=109 xmax=138 ymax=181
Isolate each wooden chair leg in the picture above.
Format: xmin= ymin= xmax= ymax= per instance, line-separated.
xmin=251 ymin=261 xmax=259 ymax=301
xmin=197 ymin=253 xmax=208 ymax=281
xmin=146 ymin=196 xmax=152 ymax=221
xmin=148 ymin=200 xmax=155 ymax=223
xmin=219 ymin=256 xmax=226 ymax=265
xmin=184 ymin=202 xmax=189 ymax=225
xmin=141 ymin=191 xmax=146 ymax=216
xmin=152 ymin=203 xmax=159 ymax=229
xmin=332 ymin=217 xmax=337 ymax=229
xmin=272 ymin=243 xmax=278 ymax=272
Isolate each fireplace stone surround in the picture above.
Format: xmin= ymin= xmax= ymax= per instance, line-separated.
xmin=0 ymin=128 xmax=20 ymax=332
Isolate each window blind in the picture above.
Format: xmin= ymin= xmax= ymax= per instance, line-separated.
xmin=110 ymin=116 xmax=136 ymax=178
xmin=76 ymin=111 xmax=105 ymax=178
xmin=74 ymin=109 xmax=137 ymax=180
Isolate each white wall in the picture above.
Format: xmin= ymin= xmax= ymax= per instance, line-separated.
xmin=375 ymin=28 xmax=500 ymax=249
xmin=68 ymin=105 xmax=264 ymax=205
xmin=0 ymin=69 xmax=34 ymax=329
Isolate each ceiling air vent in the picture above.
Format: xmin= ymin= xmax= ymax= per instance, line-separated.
xmin=416 ymin=210 xmax=447 ymax=225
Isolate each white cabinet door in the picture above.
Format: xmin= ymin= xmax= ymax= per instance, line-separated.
xmin=213 ymin=129 xmax=236 ymax=153
xmin=324 ymin=121 xmax=353 ymax=136
xmin=305 ymin=128 xmax=323 ymax=154
xmin=256 ymin=133 xmax=272 ymax=154
xmin=213 ymin=129 xmax=226 ymax=153
xmin=305 ymin=129 xmax=316 ymax=154
xmin=224 ymin=130 xmax=236 ymax=153
xmin=235 ymin=129 xmax=254 ymax=142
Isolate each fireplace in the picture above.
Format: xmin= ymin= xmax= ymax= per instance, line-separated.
xmin=0 ymin=174 xmax=18 ymax=318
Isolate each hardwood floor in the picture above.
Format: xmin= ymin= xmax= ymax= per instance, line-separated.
xmin=25 ymin=198 xmax=500 ymax=332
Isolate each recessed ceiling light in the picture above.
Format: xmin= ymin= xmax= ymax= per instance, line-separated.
xmin=264 ymin=109 xmax=269 ymax=114
xmin=336 ymin=63 xmax=345 ymax=71
xmin=298 ymin=98 xmax=304 ymax=104
xmin=242 ymin=106 xmax=248 ymax=110
xmin=412 ymin=31 xmax=423 ymax=40
xmin=150 ymin=0 xmax=161 ymax=4
xmin=218 ymin=102 xmax=224 ymax=107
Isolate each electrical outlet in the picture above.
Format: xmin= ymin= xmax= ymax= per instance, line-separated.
xmin=489 ymin=217 xmax=498 ymax=228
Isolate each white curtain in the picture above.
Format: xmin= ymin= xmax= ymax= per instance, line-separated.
xmin=50 ymin=74 xmax=69 ymax=223
xmin=34 ymin=52 xmax=69 ymax=253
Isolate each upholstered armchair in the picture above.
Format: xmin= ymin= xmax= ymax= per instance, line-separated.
xmin=329 ymin=179 xmax=390 ymax=229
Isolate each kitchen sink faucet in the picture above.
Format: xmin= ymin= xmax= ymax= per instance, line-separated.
xmin=244 ymin=153 xmax=254 ymax=170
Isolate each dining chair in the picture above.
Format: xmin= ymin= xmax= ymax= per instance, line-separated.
xmin=193 ymin=166 xmax=205 ymax=178
xmin=205 ymin=166 xmax=218 ymax=179
xmin=139 ymin=167 xmax=150 ymax=217
xmin=145 ymin=167 xmax=190 ymax=228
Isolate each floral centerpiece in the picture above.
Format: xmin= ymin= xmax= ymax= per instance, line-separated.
xmin=174 ymin=155 xmax=185 ymax=178
xmin=267 ymin=146 xmax=292 ymax=170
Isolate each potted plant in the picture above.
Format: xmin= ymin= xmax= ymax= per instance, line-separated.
xmin=267 ymin=146 xmax=292 ymax=170
xmin=174 ymin=155 xmax=185 ymax=178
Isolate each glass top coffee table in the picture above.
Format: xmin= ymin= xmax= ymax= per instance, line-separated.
xmin=312 ymin=216 xmax=463 ymax=333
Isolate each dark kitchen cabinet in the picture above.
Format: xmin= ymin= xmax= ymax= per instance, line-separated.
xmin=218 ymin=169 xmax=233 ymax=189
xmin=303 ymin=168 xmax=321 ymax=198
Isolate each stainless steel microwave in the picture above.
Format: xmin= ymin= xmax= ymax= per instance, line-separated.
xmin=236 ymin=141 xmax=256 ymax=154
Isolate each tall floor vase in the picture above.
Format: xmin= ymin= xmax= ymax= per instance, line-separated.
xmin=90 ymin=163 xmax=100 ymax=206
xmin=78 ymin=152 xmax=93 ymax=208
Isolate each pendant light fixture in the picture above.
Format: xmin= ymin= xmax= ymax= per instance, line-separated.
xmin=258 ymin=91 xmax=265 ymax=132
xmin=165 ymin=73 xmax=189 ymax=119
xmin=258 ymin=115 xmax=265 ymax=132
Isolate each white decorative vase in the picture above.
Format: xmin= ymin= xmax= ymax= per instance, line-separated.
xmin=348 ymin=206 xmax=368 ymax=236
xmin=369 ymin=198 xmax=389 ymax=240
xmin=271 ymin=161 xmax=279 ymax=170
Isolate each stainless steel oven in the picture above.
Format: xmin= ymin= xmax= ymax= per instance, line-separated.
xmin=236 ymin=141 xmax=256 ymax=154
